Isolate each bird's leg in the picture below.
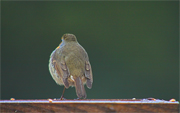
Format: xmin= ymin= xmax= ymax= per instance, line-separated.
xmin=60 ymin=86 xmax=66 ymax=100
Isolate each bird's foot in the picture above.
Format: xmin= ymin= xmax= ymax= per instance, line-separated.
xmin=60 ymin=96 xmax=66 ymax=100
xmin=74 ymin=98 xmax=84 ymax=100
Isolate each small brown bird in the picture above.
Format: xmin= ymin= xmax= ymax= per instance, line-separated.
xmin=49 ymin=33 xmax=93 ymax=99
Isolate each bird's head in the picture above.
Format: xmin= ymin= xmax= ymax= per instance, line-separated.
xmin=62 ymin=33 xmax=77 ymax=42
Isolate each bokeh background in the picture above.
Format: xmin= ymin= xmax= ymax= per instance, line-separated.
xmin=1 ymin=1 xmax=179 ymax=100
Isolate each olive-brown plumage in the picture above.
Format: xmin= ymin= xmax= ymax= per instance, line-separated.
xmin=49 ymin=34 xmax=93 ymax=99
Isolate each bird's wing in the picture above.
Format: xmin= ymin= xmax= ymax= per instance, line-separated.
xmin=85 ymin=61 xmax=93 ymax=89
xmin=55 ymin=60 xmax=70 ymax=88
xmin=51 ymin=50 xmax=70 ymax=88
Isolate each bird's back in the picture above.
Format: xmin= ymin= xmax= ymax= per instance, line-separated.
xmin=62 ymin=43 xmax=88 ymax=76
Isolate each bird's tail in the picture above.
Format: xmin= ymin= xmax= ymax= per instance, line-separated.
xmin=74 ymin=77 xmax=86 ymax=99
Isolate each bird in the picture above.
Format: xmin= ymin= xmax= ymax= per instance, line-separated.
xmin=49 ymin=33 xmax=93 ymax=99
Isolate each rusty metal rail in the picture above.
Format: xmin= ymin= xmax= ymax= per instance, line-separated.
xmin=0 ymin=99 xmax=179 ymax=112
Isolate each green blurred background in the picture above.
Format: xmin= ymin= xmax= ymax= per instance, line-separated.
xmin=1 ymin=1 xmax=179 ymax=100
